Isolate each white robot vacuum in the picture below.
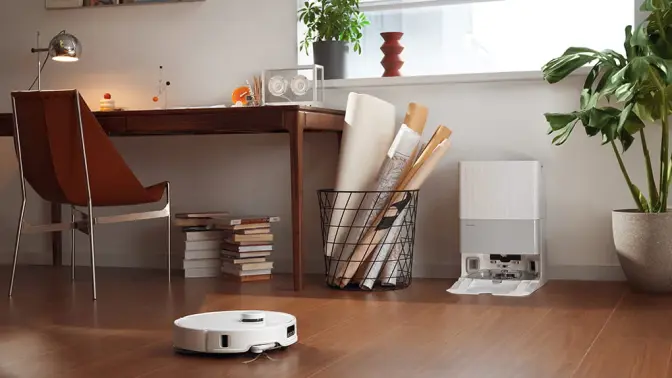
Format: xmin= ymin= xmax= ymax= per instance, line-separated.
xmin=173 ymin=311 xmax=298 ymax=354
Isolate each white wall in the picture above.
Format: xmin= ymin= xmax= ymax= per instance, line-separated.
xmin=325 ymin=77 xmax=657 ymax=280
xmin=0 ymin=0 xmax=337 ymax=274
xmin=0 ymin=0 xmax=648 ymax=280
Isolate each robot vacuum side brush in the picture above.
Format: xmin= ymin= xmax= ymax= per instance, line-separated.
xmin=173 ymin=311 xmax=298 ymax=354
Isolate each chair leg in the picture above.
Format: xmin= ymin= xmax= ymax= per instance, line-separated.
xmin=86 ymin=209 xmax=97 ymax=301
xmin=8 ymin=200 xmax=26 ymax=297
xmin=71 ymin=206 xmax=76 ymax=281
xmin=166 ymin=182 xmax=171 ymax=283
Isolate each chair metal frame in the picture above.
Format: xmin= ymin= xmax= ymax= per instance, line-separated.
xmin=8 ymin=90 xmax=172 ymax=300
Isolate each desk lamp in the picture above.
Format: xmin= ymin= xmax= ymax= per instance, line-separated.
xmin=30 ymin=31 xmax=82 ymax=90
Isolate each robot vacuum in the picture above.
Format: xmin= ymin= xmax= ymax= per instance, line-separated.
xmin=173 ymin=311 xmax=298 ymax=354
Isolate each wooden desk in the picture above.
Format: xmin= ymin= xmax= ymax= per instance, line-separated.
xmin=0 ymin=105 xmax=345 ymax=290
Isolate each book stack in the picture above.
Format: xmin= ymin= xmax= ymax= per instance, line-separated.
xmin=217 ymin=216 xmax=280 ymax=282
xmin=175 ymin=211 xmax=229 ymax=278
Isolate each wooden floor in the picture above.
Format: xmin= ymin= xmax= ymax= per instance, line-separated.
xmin=0 ymin=267 xmax=671 ymax=378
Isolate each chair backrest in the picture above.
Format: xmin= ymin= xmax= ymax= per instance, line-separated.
xmin=11 ymin=90 xmax=150 ymax=206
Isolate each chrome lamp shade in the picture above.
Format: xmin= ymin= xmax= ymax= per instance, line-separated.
xmin=48 ymin=33 xmax=82 ymax=61
xmin=30 ymin=30 xmax=82 ymax=90
xmin=32 ymin=32 xmax=82 ymax=61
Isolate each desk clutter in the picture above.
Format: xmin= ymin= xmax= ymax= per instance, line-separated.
xmin=174 ymin=213 xmax=279 ymax=281
xmin=94 ymin=64 xmax=324 ymax=111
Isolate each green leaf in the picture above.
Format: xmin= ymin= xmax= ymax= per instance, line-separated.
xmin=631 ymin=183 xmax=651 ymax=213
xmin=590 ymin=108 xmax=621 ymax=144
xmin=545 ymin=113 xmax=578 ymax=131
xmin=551 ymin=120 xmax=577 ymax=146
xmin=619 ymin=127 xmax=635 ymax=152
xmin=624 ymin=25 xmax=636 ymax=60
xmin=595 ymin=66 xmax=616 ymax=93
xmin=636 ymin=93 xmax=662 ymax=122
xmin=542 ymin=53 xmax=600 ymax=84
xmin=580 ymin=89 xmax=590 ymax=109
xmin=583 ymin=65 xmax=600 ymax=92
xmin=641 ymin=0 xmax=671 ymax=12
xmin=625 ymin=110 xmax=646 ymax=134
xmin=618 ymin=103 xmax=635 ymax=133
xmin=631 ymin=56 xmax=650 ymax=77
xmin=601 ymin=66 xmax=628 ymax=96
xmin=615 ymin=82 xmax=635 ymax=102
xmin=298 ymin=0 xmax=368 ymax=54
xmin=588 ymin=107 xmax=620 ymax=130
xmin=631 ymin=22 xmax=650 ymax=49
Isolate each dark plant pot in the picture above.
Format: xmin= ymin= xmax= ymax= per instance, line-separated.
xmin=612 ymin=210 xmax=672 ymax=293
xmin=313 ymin=40 xmax=347 ymax=80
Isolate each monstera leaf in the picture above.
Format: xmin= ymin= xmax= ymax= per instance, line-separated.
xmin=542 ymin=1 xmax=672 ymax=213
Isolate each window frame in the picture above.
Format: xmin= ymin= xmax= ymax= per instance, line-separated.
xmin=299 ymin=0 xmax=647 ymax=83
xmin=358 ymin=0 xmax=502 ymax=12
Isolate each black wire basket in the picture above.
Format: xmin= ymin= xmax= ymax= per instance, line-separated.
xmin=317 ymin=189 xmax=419 ymax=291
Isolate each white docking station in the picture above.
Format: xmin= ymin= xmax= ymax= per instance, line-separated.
xmin=448 ymin=161 xmax=547 ymax=297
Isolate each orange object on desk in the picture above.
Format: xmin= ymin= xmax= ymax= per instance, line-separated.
xmin=231 ymin=86 xmax=251 ymax=105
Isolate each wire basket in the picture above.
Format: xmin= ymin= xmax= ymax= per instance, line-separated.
xmin=317 ymin=189 xmax=419 ymax=291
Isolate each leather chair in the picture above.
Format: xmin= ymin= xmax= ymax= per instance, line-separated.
xmin=8 ymin=90 xmax=171 ymax=300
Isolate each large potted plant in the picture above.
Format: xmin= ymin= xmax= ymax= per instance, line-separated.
xmin=542 ymin=1 xmax=672 ymax=292
xmin=299 ymin=0 xmax=369 ymax=79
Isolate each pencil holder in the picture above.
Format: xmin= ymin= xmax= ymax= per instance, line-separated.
xmin=317 ymin=189 xmax=419 ymax=291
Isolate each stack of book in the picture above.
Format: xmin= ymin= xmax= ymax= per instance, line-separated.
xmin=217 ymin=216 xmax=280 ymax=282
xmin=175 ymin=211 xmax=229 ymax=278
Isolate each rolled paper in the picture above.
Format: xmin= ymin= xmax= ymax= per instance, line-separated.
xmin=325 ymin=93 xmax=396 ymax=265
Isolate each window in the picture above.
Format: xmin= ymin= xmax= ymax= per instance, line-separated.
xmin=298 ymin=0 xmax=636 ymax=79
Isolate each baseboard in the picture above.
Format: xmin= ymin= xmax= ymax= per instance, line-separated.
xmin=409 ymin=263 xmax=625 ymax=281
xmin=0 ymin=250 xmax=627 ymax=281
xmin=547 ymin=265 xmax=625 ymax=281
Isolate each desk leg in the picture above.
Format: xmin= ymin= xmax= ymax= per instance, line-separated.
xmin=289 ymin=118 xmax=305 ymax=291
xmin=51 ymin=202 xmax=62 ymax=266
xmin=336 ymin=131 xmax=343 ymax=154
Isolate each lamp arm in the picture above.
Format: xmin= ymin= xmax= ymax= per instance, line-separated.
xmin=31 ymin=48 xmax=49 ymax=53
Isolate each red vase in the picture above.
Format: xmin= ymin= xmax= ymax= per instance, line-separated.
xmin=380 ymin=32 xmax=404 ymax=77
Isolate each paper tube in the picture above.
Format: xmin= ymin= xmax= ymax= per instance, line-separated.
xmin=375 ymin=140 xmax=452 ymax=288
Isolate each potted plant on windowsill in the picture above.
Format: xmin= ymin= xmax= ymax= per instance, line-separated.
xmin=299 ymin=0 xmax=369 ymax=80
xmin=542 ymin=1 xmax=672 ymax=292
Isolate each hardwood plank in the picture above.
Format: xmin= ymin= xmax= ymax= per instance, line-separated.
xmin=223 ymin=300 xmax=436 ymax=378
xmin=309 ymin=302 xmax=486 ymax=378
xmin=601 ymin=290 xmax=672 ymax=340
xmin=409 ymin=282 xmax=625 ymax=378
xmin=2 ymin=268 xmax=671 ymax=378
xmin=573 ymin=337 xmax=672 ymax=378
xmin=477 ymin=283 xmax=625 ymax=378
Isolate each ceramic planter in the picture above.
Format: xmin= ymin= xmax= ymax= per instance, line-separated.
xmin=612 ymin=210 xmax=672 ymax=292
xmin=313 ymin=41 xmax=347 ymax=80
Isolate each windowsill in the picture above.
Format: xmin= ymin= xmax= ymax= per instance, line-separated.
xmin=324 ymin=67 xmax=591 ymax=89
